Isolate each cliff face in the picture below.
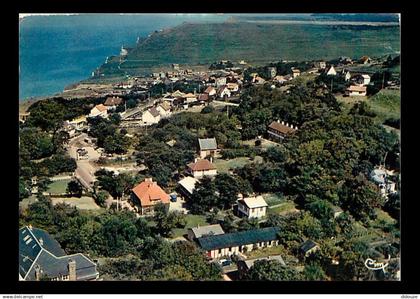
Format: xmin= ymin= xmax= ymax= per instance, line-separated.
xmin=96 ymin=22 xmax=400 ymax=76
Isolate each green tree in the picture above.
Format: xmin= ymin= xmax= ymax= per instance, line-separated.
xmin=245 ymin=260 xmax=302 ymax=281
xmin=66 ymin=180 xmax=83 ymax=197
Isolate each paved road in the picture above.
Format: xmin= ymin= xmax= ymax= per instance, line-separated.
xmin=212 ymin=100 xmax=240 ymax=107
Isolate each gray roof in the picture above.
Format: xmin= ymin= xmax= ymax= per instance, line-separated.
xmin=197 ymin=227 xmax=280 ymax=251
xmin=19 ymin=226 xmax=98 ymax=281
xmin=25 ymin=251 xmax=98 ymax=281
xmin=241 ymin=255 xmax=286 ymax=270
xmin=300 ymin=240 xmax=318 ymax=253
xmin=189 ymin=224 xmax=225 ymax=239
xmin=198 ymin=138 xmax=217 ymax=151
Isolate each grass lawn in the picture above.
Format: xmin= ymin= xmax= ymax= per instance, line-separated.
xmin=267 ymin=201 xmax=298 ymax=215
xmin=262 ymin=193 xmax=285 ymax=207
xmin=47 ymin=179 xmax=72 ymax=194
xmin=51 ymin=196 xmax=102 ymax=210
xmin=213 ymin=156 xmax=263 ymax=173
xmin=171 ymin=214 xmax=210 ymax=238
xmin=245 ymin=245 xmax=288 ymax=259
xmin=367 ymin=89 xmax=400 ymax=124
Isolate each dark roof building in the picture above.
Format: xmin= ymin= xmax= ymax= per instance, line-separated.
xmin=197 ymin=227 xmax=280 ymax=251
xmin=198 ymin=138 xmax=217 ymax=151
xmin=299 ymin=239 xmax=319 ymax=257
xmin=19 ymin=226 xmax=99 ymax=281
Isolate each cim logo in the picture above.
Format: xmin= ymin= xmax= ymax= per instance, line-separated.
xmin=364 ymin=255 xmax=391 ymax=272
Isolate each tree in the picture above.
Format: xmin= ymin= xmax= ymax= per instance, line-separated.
xmin=245 ymin=260 xmax=302 ymax=281
xmin=19 ymin=128 xmax=54 ymax=160
xmin=26 ymin=100 xmax=65 ymax=133
xmin=303 ymin=262 xmax=327 ymax=280
xmin=126 ymin=99 xmax=137 ymax=109
xmin=214 ymin=173 xmax=241 ymax=210
xmin=189 ymin=177 xmax=218 ymax=214
xmin=19 ymin=177 xmax=31 ymax=201
xmin=94 ymin=190 xmax=109 ymax=207
xmin=66 ymin=180 xmax=83 ymax=197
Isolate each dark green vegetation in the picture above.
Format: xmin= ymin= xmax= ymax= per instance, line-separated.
xmin=97 ymin=22 xmax=400 ymax=77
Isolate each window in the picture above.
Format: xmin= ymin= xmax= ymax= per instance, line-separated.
xmin=229 ymin=247 xmax=232 ymax=251
xmin=260 ymin=207 xmax=264 ymax=211
xmin=218 ymin=249 xmax=222 ymax=254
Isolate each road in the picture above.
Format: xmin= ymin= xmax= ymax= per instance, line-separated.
xmin=68 ymin=133 xmax=101 ymax=191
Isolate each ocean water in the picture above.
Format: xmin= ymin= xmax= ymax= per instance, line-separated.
xmin=19 ymin=14 xmax=228 ymax=101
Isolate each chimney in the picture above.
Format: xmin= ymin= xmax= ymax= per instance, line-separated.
xmin=290 ymin=125 xmax=294 ymax=129
xmin=68 ymin=259 xmax=76 ymax=281
xmin=194 ymin=158 xmax=198 ymax=163
xmin=286 ymin=123 xmax=289 ymax=127
xmin=145 ymin=178 xmax=153 ymax=182
xmin=295 ymin=126 xmax=298 ymax=130
xmin=277 ymin=119 xmax=280 ymax=123
xmin=28 ymin=224 xmax=33 ymax=230
xmin=281 ymin=121 xmax=284 ymax=125
xmin=39 ymin=238 xmax=44 ymax=246
xmin=210 ymin=157 xmax=213 ymax=163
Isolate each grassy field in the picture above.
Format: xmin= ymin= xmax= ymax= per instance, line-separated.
xmin=51 ymin=196 xmax=102 ymax=210
xmin=245 ymin=244 xmax=288 ymax=259
xmin=262 ymin=193 xmax=285 ymax=207
xmin=368 ymin=89 xmax=400 ymax=124
xmin=97 ymin=22 xmax=400 ymax=76
xmin=171 ymin=214 xmax=210 ymax=238
xmin=213 ymin=156 xmax=263 ymax=173
xmin=267 ymin=201 xmax=298 ymax=215
xmin=47 ymin=179 xmax=72 ymax=194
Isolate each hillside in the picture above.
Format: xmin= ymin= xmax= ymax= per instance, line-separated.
xmin=97 ymin=22 xmax=400 ymax=77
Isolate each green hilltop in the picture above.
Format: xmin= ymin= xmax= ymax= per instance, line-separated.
xmin=97 ymin=21 xmax=400 ymax=77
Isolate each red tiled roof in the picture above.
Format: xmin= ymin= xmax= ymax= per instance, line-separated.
xmin=132 ymin=178 xmax=170 ymax=207
xmin=268 ymin=121 xmax=296 ymax=135
xmin=347 ymin=85 xmax=367 ymax=92
xmin=204 ymin=86 xmax=215 ymax=94
xmin=188 ymin=159 xmax=216 ymax=172
xmin=104 ymin=97 xmax=123 ymax=106
xmin=95 ymin=104 xmax=108 ymax=112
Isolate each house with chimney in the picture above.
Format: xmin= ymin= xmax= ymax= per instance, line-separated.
xmin=142 ymin=107 xmax=161 ymax=125
xmin=292 ymin=68 xmax=301 ymax=78
xmin=267 ymin=120 xmax=298 ymax=141
xmin=198 ymin=138 xmax=218 ymax=158
xmin=89 ymin=104 xmax=108 ymax=118
xmin=156 ymin=101 xmax=172 ymax=118
xmin=19 ymin=226 xmax=99 ymax=281
xmin=313 ymin=61 xmax=326 ymax=70
xmin=187 ymin=158 xmax=217 ymax=178
xmin=204 ymin=86 xmax=217 ymax=97
xmin=187 ymin=224 xmax=225 ymax=241
xmin=131 ymin=178 xmax=170 ymax=215
xmin=217 ymin=85 xmax=231 ymax=99
xmin=325 ymin=65 xmax=337 ymax=76
xmin=237 ymin=195 xmax=268 ymax=219
xmin=177 ymin=176 xmax=199 ymax=200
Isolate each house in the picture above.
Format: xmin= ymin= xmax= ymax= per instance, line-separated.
xmin=273 ymin=75 xmax=288 ymax=84
xmin=239 ymin=60 xmax=247 ymax=65
xmin=178 ymin=176 xmax=199 ymax=199
xmin=352 ymin=74 xmax=371 ymax=86
xmin=343 ymin=70 xmax=351 ymax=82
xmin=69 ymin=116 xmax=87 ymax=131
xmin=227 ymin=82 xmax=239 ymax=93
xmin=131 ymin=178 xmax=170 ymax=215
xmin=216 ymin=77 xmax=227 ymax=87
xmin=19 ymin=112 xmax=30 ymax=123
xmin=267 ymin=67 xmax=277 ymax=78
xmin=360 ymin=56 xmax=372 ymax=64
xmin=326 ymin=66 xmax=337 ymax=76
xmin=19 ymin=226 xmax=99 ymax=281
xmin=196 ymin=227 xmax=280 ymax=259
xmin=156 ymin=101 xmax=172 ymax=118
xmin=89 ymin=104 xmax=108 ymax=118
xmin=204 ymin=86 xmax=217 ymax=97
xmin=339 ymin=56 xmax=353 ymax=65
xmin=172 ymin=63 xmax=180 ymax=70
xmin=187 ymin=224 xmax=225 ymax=241
xmin=346 ymin=85 xmax=367 ymax=97
xmin=313 ymin=61 xmax=326 ymax=69
xmin=171 ymin=90 xmax=186 ymax=98
xmin=198 ymin=93 xmax=210 ymax=103
xmin=217 ymin=85 xmax=231 ymax=98
xmin=370 ymin=168 xmax=397 ymax=198
xmin=299 ymin=240 xmax=319 ymax=257
xmin=104 ymin=96 xmax=123 ymax=110
xmin=142 ymin=107 xmax=161 ymax=124
xmin=198 ymin=138 xmax=218 ymax=158
xmin=237 ymin=196 xmax=268 ymax=219
xmin=187 ymin=158 xmax=217 ymax=178
xmin=254 ymin=76 xmax=266 ymax=85
xmin=332 ymin=206 xmax=344 ymax=219
xmin=184 ymin=93 xmax=198 ymax=103
xmin=292 ymin=69 xmax=301 ymax=78
xmin=237 ymin=255 xmax=285 ymax=279
xmin=267 ymin=120 xmax=297 ymax=141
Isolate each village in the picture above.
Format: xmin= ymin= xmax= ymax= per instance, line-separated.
xmin=19 ymin=53 xmax=401 ymax=282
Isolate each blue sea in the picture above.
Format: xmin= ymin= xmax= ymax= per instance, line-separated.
xmin=19 ymin=14 xmax=229 ymax=101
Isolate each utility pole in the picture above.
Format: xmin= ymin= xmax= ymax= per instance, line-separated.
xmin=331 ymin=77 xmax=333 ymax=92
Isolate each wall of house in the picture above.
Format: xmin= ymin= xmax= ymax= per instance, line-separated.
xmin=142 ymin=111 xmax=160 ymax=124
xmin=192 ymin=169 xmax=217 ymax=178
xmin=199 ymin=150 xmax=216 ymax=159
xmin=208 ymin=240 xmax=279 ymax=259
xmin=248 ymin=206 xmax=267 ymax=218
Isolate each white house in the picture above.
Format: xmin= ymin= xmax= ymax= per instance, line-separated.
xmin=204 ymin=86 xmax=217 ymax=97
xmin=370 ymin=168 xmax=397 ymax=198
xmin=237 ymin=196 xmax=268 ymax=219
xmin=156 ymin=102 xmax=172 ymax=118
xmin=361 ymin=74 xmax=371 ymax=86
xmin=187 ymin=158 xmax=217 ymax=178
xmin=198 ymin=138 xmax=218 ymax=158
xmin=227 ymin=82 xmax=239 ymax=93
xmin=292 ymin=69 xmax=301 ymax=78
xmin=346 ymin=85 xmax=367 ymax=97
xmin=89 ymin=104 xmax=108 ymax=118
xmin=344 ymin=70 xmax=351 ymax=81
xmin=178 ymin=176 xmax=199 ymax=200
xmin=215 ymin=77 xmax=227 ymax=87
xmin=326 ymin=66 xmax=337 ymax=76
xmin=142 ymin=107 xmax=161 ymax=125
xmin=217 ymin=86 xmax=231 ymax=98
